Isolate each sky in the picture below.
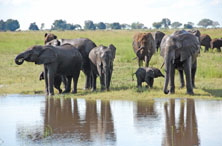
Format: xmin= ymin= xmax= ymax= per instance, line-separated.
xmin=0 ymin=0 xmax=221 ymax=30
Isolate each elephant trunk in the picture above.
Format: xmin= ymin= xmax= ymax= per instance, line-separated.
xmin=136 ymin=47 xmax=144 ymax=59
xmin=163 ymin=54 xmax=171 ymax=94
xmin=15 ymin=52 xmax=26 ymax=65
xmin=104 ymin=66 xmax=111 ymax=91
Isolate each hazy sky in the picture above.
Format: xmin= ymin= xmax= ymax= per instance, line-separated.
xmin=0 ymin=0 xmax=221 ymax=30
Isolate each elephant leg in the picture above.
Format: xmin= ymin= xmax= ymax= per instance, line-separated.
xmin=184 ymin=57 xmax=194 ymax=95
xmin=179 ymin=70 xmax=185 ymax=88
xmin=72 ymin=70 xmax=80 ymax=94
xmin=54 ymin=75 xmax=62 ymax=93
xmin=204 ymin=46 xmax=209 ymax=52
xmin=100 ymin=73 xmax=105 ymax=91
xmin=192 ymin=60 xmax=197 ymax=88
xmin=217 ymin=47 xmax=221 ymax=52
xmin=47 ymin=69 xmax=55 ymax=96
xmin=169 ymin=65 xmax=175 ymax=94
xmin=138 ymin=58 xmax=143 ymax=67
xmin=44 ymin=67 xmax=49 ymax=95
xmin=63 ymin=76 xmax=72 ymax=93
xmin=146 ymin=77 xmax=154 ymax=88
xmin=82 ymin=68 xmax=92 ymax=90
xmin=145 ymin=55 xmax=149 ymax=67
xmin=137 ymin=79 xmax=142 ymax=88
xmin=92 ymin=72 xmax=97 ymax=91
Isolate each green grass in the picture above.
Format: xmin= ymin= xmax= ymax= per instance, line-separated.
xmin=0 ymin=29 xmax=222 ymax=100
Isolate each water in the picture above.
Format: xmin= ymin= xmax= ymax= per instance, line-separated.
xmin=0 ymin=95 xmax=222 ymax=146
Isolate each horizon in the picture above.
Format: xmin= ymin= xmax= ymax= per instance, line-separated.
xmin=0 ymin=0 xmax=222 ymax=30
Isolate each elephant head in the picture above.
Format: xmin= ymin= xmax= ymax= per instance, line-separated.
xmin=160 ymin=31 xmax=200 ymax=94
xmin=96 ymin=44 xmax=116 ymax=90
xmin=15 ymin=45 xmax=57 ymax=65
xmin=44 ymin=33 xmax=57 ymax=45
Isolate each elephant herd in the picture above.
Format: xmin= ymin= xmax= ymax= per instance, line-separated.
xmin=15 ymin=30 xmax=220 ymax=96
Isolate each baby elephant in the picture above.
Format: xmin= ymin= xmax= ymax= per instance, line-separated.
xmin=39 ymin=72 xmax=63 ymax=94
xmin=133 ymin=67 xmax=164 ymax=88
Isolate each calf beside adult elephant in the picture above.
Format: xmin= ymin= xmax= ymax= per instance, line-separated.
xmin=15 ymin=44 xmax=82 ymax=96
xmin=133 ymin=33 xmax=156 ymax=67
xmin=44 ymin=33 xmax=97 ymax=89
xmin=160 ymin=30 xmax=200 ymax=95
xmin=89 ymin=44 xmax=116 ymax=91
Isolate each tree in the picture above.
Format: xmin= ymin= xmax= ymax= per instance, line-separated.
xmin=5 ymin=19 xmax=20 ymax=31
xmin=29 ymin=22 xmax=39 ymax=31
xmin=96 ymin=22 xmax=106 ymax=29
xmin=171 ymin=21 xmax=182 ymax=28
xmin=131 ymin=22 xmax=144 ymax=29
xmin=51 ymin=19 xmax=67 ymax=30
xmin=84 ymin=20 xmax=96 ymax=30
xmin=152 ymin=22 xmax=162 ymax=29
xmin=212 ymin=21 xmax=220 ymax=28
xmin=184 ymin=23 xmax=193 ymax=29
xmin=121 ymin=23 xmax=131 ymax=30
xmin=110 ymin=22 xmax=121 ymax=29
xmin=0 ymin=20 xmax=6 ymax=31
xmin=197 ymin=18 xmax=213 ymax=28
xmin=161 ymin=18 xmax=171 ymax=28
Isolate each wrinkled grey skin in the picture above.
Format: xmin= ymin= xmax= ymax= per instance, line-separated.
xmin=46 ymin=37 xmax=96 ymax=90
xmin=134 ymin=67 xmax=164 ymax=88
xmin=89 ymin=44 xmax=116 ymax=91
xmin=160 ymin=30 xmax=200 ymax=95
xmin=15 ymin=44 xmax=82 ymax=96
xmin=151 ymin=31 xmax=165 ymax=52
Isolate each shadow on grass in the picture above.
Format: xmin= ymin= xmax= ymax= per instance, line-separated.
xmin=203 ymin=88 xmax=222 ymax=98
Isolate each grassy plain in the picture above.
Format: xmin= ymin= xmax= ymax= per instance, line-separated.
xmin=0 ymin=29 xmax=222 ymax=99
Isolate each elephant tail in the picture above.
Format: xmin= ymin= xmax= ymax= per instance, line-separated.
xmin=132 ymin=72 xmax=136 ymax=81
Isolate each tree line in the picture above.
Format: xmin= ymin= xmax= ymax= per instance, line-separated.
xmin=0 ymin=18 xmax=220 ymax=31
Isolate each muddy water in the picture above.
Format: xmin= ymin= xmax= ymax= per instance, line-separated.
xmin=0 ymin=95 xmax=222 ymax=146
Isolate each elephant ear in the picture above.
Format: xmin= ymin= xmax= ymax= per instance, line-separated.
xmin=35 ymin=47 xmax=57 ymax=64
xmin=109 ymin=44 xmax=116 ymax=61
xmin=178 ymin=33 xmax=200 ymax=62
xmin=145 ymin=33 xmax=156 ymax=54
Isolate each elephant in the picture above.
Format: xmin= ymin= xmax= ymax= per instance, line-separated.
xmin=15 ymin=44 xmax=83 ymax=96
xmin=133 ymin=33 xmax=156 ymax=67
xmin=151 ymin=31 xmax=165 ymax=52
xmin=178 ymin=30 xmax=201 ymax=89
xmin=133 ymin=67 xmax=164 ymax=88
xmin=44 ymin=33 xmax=97 ymax=90
xmin=89 ymin=44 xmax=116 ymax=91
xmin=211 ymin=38 xmax=222 ymax=52
xmin=200 ymin=34 xmax=212 ymax=52
xmin=160 ymin=30 xmax=200 ymax=95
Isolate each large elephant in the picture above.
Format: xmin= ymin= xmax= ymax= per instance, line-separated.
xmin=211 ymin=38 xmax=222 ymax=52
xmin=151 ymin=31 xmax=165 ymax=52
xmin=133 ymin=33 xmax=156 ymax=67
xmin=44 ymin=33 xmax=97 ymax=89
xmin=89 ymin=44 xmax=116 ymax=91
xmin=200 ymin=34 xmax=212 ymax=52
xmin=160 ymin=30 xmax=200 ymax=95
xmin=15 ymin=44 xmax=82 ymax=96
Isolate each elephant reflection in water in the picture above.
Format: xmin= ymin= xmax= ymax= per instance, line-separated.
xmin=162 ymin=99 xmax=199 ymax=146
xmin=135 ymin=100 xmax=157 ymax=121
xmin=44 ymin=98 xmax=116 ymax=143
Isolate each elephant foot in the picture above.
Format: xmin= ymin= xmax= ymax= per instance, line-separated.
xmin=71 ymin=90 xmax=77 ymax=94
xmin=170 ymin=88 xmax=175 ymax=94
xmin=187 ymin=90 xmax=194 ymax=95
xmin=91 ymin=88 xmax=96 ymax=92
xmin=164 ymin=89 xmax=169 ymax=94
xmin=58 ymin=89 xmax=62 ymax=94
xmin=62 ymin=89 xmax=70 ymax=94
xmin=48 ymin=93 xmax=54 ymax=97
